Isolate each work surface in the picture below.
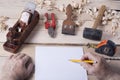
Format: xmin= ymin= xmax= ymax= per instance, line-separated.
xmin=0 ymin=0 xmax=120 ymax=80
xmin=0 ymin=0 xmax=120 ymax=44
xmin=0 ymin=43 xmax=120 ymax=80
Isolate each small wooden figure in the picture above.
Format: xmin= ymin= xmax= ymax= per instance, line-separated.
xmin=62 ymin=4 xmax=77 ymax=35
xmin=3 ymin=2 xmax=39 ymax=53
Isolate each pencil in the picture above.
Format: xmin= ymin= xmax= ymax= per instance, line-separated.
xmin=69 ymin=59 xmax=96 ymax=64
xmin=69 ymin=57 xmax=120 ymax=64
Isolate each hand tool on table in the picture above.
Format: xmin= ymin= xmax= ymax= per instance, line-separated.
xmin=83 ymin=5 xmax=106 ymax=41
xmin=86 ymin=40 xmax=116 ymax=56
xmin=62 ymin=4 xmax=77 ymax=35
xmin=3 ymin=2 xmax=39 ymax=53
xmin=44 ymin=13 xmax=56 ymax=38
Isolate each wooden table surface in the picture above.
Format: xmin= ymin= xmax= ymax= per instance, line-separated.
xmin=0 ymin=0 xmax=120 ymax=44
xmin=0 ymin=0 xmax=120 ymax=80
xmin=0 ymin=43 xmax=120 ymax=80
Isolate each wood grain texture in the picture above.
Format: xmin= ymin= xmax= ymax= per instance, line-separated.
xmin=0 ymin=1 xmax=120 ymax=80
xmin=0 ymin=43 xmax=120 ymax=80
xmin=0 ymin=0 xmax=120 ymax=45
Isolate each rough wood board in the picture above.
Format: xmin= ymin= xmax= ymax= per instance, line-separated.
xmin=1 ymin=20 xmax=120 ymax=44
xmin=0 ymin=43 xmax=120 ymax=80
xmin=0 ymin=0 xmax=120 ymax=45
xmin=0 ymin=43 xmax=34 ymax=80
xmin=0 ymin=43 xmax=96 ymax=80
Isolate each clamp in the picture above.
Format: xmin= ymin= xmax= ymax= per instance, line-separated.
xmin=44 ymin=13 xmax=56 ymax=38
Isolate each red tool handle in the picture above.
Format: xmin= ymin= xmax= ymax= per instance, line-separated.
xmin=45 ymin=13 xmax=50 ymax=29
xmin=44 ymin=13 xmax=56 ymax=29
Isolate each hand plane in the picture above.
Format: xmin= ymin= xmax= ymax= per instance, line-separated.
xmin=3 ymin=2 xmax=40 ymax=53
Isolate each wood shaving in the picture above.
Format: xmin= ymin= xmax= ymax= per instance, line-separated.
xmin=35 ymin=0 xmax=44 ymax=8
xmin=44 ymin=0 xmax=52 ymax=6
xmin=111 ymin=10 xmax=117 ymax=16
xmin=101 ymin=9 xmax=120 ymax=35
xmin=112 ymin=19 xmax=119 ymax=28
xmin=93 ymin=7 xmax=97 ymax=13
xmin=104 ymin=11 xmax=108 ymax=16
xmin=102 ymin=16 xmax=107 ymax=20
xmin=0 ymin=16 xmax=9 ymax=32
xmin=0 ymin=16 xmax=9 ymax=22
xmin=94 ymin=12 xmax=98 ymax=18
xmin=86 ymin=0 xmax=90 ymax=3
xmin=78 ymin=3 xmax=82 ymax=9
xmin=72 ymin=1 xmax=79 ymax=9
xmin=57 ymin=4 xmax=65 ymax=12
xmin=112 ymin=32 xmax=116 ymax=36
xmin=0 ymin=22 xmax=8 ymax=32
xmin=46 ymin=6 xmax=53 ymax=11
xmin=35 ymin=0 xmax=44 ymax=4
xmin=102 ymin=20 xmax=107 ymax=25
xmin=78 ymin=8 xmax=82 ymax=14
xmin=81 ymin=0 xmax=87 ymax=5
xmin=75 ymin=20 xmax=84 ymax=27
xmin=108 ymin=9 xmax=112 ymax=13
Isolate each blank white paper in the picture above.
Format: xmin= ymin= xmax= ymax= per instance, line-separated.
xmin=35 ymin=46 xmax=88 ymax=80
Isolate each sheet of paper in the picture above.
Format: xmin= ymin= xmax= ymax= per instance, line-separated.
xmin=35 ymin=46 xmax=88 ymax=80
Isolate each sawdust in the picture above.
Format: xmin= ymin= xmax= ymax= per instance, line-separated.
xmin=0 ymin=16 xmax=9 ymax=32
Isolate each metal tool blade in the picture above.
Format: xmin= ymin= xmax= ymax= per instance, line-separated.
xmin=48 ymin=27 xmax=55 ymax=38
xmin=62 ymin=25 xmax=76 ymax=35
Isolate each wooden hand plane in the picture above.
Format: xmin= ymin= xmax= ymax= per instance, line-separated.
xmin=3 ymin=2 xmax=40 ymax=53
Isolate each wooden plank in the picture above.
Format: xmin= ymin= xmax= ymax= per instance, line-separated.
xmin=0 ymin=43 xmax=120 ymax=80
xmin=0 ymin=6 xmax=92 ymax=20
xmin=0 ymin=0 xmax=119 ymax=19
xmin=0 ymin=43 xmax=96 ymax=80
xmin=0 ymin=0 xmax=120 ymax=45
xmin=87 ymin=0 xmax=120 ymax=10
xmin=1 ymin=19 xmax=120 ymax=44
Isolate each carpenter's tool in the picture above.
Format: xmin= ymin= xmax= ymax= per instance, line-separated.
xmin=3 ymin=2 xmax=39 ymax=53
xmin=83 ymin=5 xmax=106 ymax=41
xmin=45 ymin=13 xmax=56 ymax=38
xmin=87 ymin=40 xmax=116 ymax=56
xmin=62 ymin=4 xmax=77 ymax=35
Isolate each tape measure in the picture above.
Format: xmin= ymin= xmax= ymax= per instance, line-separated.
xmin=87 ymin=40 xmax=116 ymax=56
